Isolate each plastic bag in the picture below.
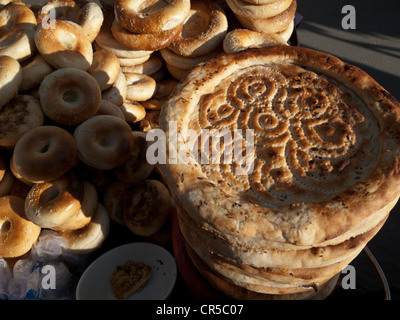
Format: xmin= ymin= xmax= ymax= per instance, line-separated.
xmin=1 ymin=230 xmax=86 ymax=300
xmin=0 ymin=258 xmax=12 ymax=299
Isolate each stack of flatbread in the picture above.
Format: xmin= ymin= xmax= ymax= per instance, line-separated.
xmin=158 ymin=46 xmax=400 ymax=299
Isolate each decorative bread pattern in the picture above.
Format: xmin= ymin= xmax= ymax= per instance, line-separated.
xmin=160 ymin=46 xmax=400 ymax=247
xmin=159 ymin=46 xmax=400 ymax=298
xmin=190 ymin=62 xmax=380 ymax=207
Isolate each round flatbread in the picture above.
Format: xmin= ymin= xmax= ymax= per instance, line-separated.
xmin=159 ymin=46 xmax=400 ymax=297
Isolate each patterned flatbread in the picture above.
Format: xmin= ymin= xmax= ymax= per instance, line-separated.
xmin=158 ymin=46 xmax=400 ymax=297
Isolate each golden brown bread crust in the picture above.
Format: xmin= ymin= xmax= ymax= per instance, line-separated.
xmin=179 ymin=208 xmax=388 ymax=291
xmin=39 ymin=68 xmax=101 ymax=126
xmin=159 ymin=46 xmax=400 ymax=249
xmin=178 ymin=200 xmax=391 ymax=269
xmin=0 ymin=2 xmax=36 ymax=37
xmin=235 ymin=0 xmax=297 ymax=35
xmin=184 ymin=239 xmax=339 ymax=300
xmin=34 ymin=19 xmax=93 ymax=70
xmin=227 ymin=0 xmax=293 ymax=19
xmin=111 ymin=18 xmax=184 ymax=51
xmin=11 ymin=125 xmax=77 ymax=183
xmin=58 ymin=203 xmax=110 ymax=254
xmin=114 ymin=0 xmax=190 ymax=34
xmin=73 ymin=115 xmax=134 ymax=170
xmin=0 ymin=195 xmax=41 ymax=258
xmin=223 ymin=28 xmax=287 ymax=54
xmin=24 ymin=174 xmax=84 ymax=229
xmin=0 ymin=55 xmax=22 ymax=108
xmin=168 ymin=0 xmax=228 ymax=58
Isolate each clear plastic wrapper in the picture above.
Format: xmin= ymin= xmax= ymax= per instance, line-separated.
xmin=0 ymin=230 xmax=88 ymax=300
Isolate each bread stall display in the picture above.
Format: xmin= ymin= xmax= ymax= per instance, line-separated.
xmin=0 ymin=0 xmax=399 ymax=300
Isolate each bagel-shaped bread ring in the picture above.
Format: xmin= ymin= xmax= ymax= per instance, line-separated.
xmin=160 ymin=45 xmax=222 ymax=71
xmin=57 ymin=203 xmax=110 ymax=254
xmin=0 ymin=55 xmax=22 ymax=108
xmin=25 ymin=174 xmax=84 ymax=230
xmin=36 ymin=0 xmax=80 ymax=25
xmin=277 ymin=19 xmax=294 ymax=42
xmin=0 ymin=27 xmax=37 ymax=62
xmin=34 ymin=19 xmax=93 ymax=70
xmin=119 ymin=100 xmax=146 ymax=123
xmin=222 ymin=28 xmax=287 ymax=54
xmin=19 ymin=54 xmax=54 ymax=92
xmin=11 ymin=126 xmax=77 ymax=183
xmin=39 ymin=68 xmax=101 ymax=126
xmin=120 ymin=51 xmax=164 ymax=75
xmin=168 ymin=0 xmax=228 ymax=58
xmin=0 ymin=95 xmax=45 ymax=149
xmin=0 ymin=1 xmax=37 ymax=37
xmin=73 ymin=115 xmax=134 ymax=170
xmin=123 ymin=179 xmax=173 ymax=236
xmin=96 ymin=99 xmax=126 ymax=121
xmin=75 ymin=1 xmax=103 ymax=42
xmin=235 ymin=0 xmax=296 ymax=34
xmin=55 ymin=181 xmax=98 ymax=231
xmin=87 ymin=49 xmax=120 ymax=91
xmin=102 ymin=69 xmax=127 ymax=106
xmin=125 ymin=73 xmax=156 ymax=102
xmin=111 ymin=19 xmax=183 ymax=51
xmin=114 ymin=131 xmax=155 ymax=184
xmin=114 ymin=0 xmax=190 ymax=34
xmin=117 ymin=54 xmax=151 ymax=67
xmin=0 ymin=195 xmax=41 ymax=258
xmin=94 ymin=12 xmax=153 ymax=59
xmin=226 ymin=0 xmax=292 ymax=19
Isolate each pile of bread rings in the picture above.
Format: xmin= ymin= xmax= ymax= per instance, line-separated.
xmin=0 ymin=0 xmax=296 ymax=267
xmin=226 ymin=0 xmax=296 ymax=39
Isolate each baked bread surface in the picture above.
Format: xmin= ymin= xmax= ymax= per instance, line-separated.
xmin=159 ymin=46 xmax=400 ymax=250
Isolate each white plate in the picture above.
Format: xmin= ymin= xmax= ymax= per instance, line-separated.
xmin=76 ymin=242 xmax=177 ymax=300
